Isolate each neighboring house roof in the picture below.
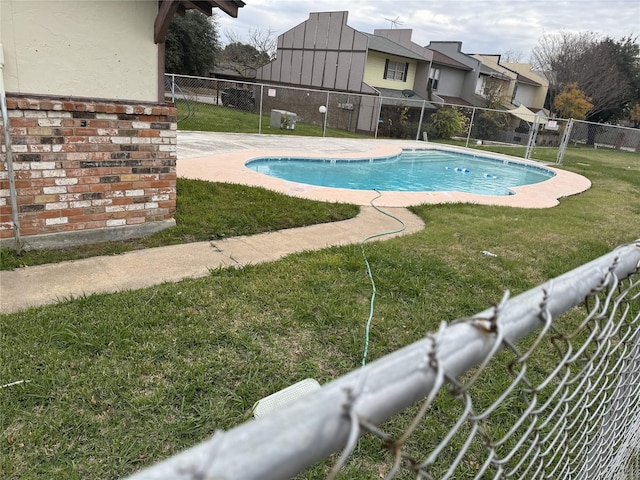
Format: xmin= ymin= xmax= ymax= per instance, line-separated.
xmin=364 ymin=33 xmax=429 ymax=61
xmin=515 ymin=73 xmax=542 ymax=87
xmin=429 ymin=50 xmax=472 ymax=71
xmin=210 ymin=63 xmax=257 ymax=80
xmin=376 ymin=87 xmax=425 ymax=100
xmin=478 ymin=63 xmax=511 ymax=80
xmin=375 ymin=87 xmax=436 ymax=108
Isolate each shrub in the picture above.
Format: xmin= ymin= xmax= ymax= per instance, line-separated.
xmin=426 ymin=107 xmax=468 ymax=139
xmin=472 ymin=110 xmax=510 ymax=140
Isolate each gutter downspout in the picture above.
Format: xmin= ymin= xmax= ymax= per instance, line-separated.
xmin=0 ymin=44 xmax=23 ymax=252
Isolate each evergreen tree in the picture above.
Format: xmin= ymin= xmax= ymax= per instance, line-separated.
xmin=165 ymin=11 xmax=220 ymax=76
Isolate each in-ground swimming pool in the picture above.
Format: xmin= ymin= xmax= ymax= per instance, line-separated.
xmin=246 ymin=149 xmax=555 ymax=196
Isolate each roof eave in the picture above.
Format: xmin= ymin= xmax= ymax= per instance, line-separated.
xmin=154 ymin=0 xmax=245 ymax=44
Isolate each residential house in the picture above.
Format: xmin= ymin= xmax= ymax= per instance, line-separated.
xmin=470 ymin=55 xmax=549 ymax=121
xmin=0 ymin=0 xmax=243 ymax=250
xmin=502 ymin=62 xmax=549 ymax=113
xmin=471 ymin=54 xmax=517 ymax=106
xmin=256 ymin=11 xmax=434 ymax=135
xmin=425 ymin=41 xmax=483 ymax=107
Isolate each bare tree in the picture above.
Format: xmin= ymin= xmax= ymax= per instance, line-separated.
xmin=224 ymin=26 xmax=277 ymax=61
xmin=501 ymin=49 xmax=524 ymax=63
xmin=532 ymin=32 xmax=633 ymax=121
xmin=219 ymin=27 xmax=278 ymax=78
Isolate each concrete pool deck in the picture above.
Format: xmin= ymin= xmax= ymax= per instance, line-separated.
xmin=177 ymin=131 xmax=591 ymax=208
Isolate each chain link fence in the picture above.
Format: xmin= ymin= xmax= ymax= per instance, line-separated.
xmin=555 ymin=119 xmax=640 ymax=164
xmin=165 ymin=74 xmax=639 ymax=166
xmin=125 ymin=240 xmax=640 ymax=480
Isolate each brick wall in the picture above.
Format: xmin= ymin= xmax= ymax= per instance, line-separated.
xmin=0 ymin=95 xmax=177 ymax=249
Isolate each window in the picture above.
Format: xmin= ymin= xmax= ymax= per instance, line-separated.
xmin=428 ymin=67 xmax=441 ymax=91
xmin=384 ymin=60 xmax=409 ymax=82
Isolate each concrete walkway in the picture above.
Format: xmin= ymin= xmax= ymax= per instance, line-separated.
xmin=0 ymin=206 xmax=423 ymax=314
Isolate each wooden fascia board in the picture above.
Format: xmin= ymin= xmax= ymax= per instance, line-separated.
xmin=210 ymin=0 xmax=240 ymax=18
xmin=181 ymin=1 xmax=214 ymax=15
xmin=154 ymin=0 xmax=180 ymax=44
xmin=154 ymin=0 xmax=241 ymax=44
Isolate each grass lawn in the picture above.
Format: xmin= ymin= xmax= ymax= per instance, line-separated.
xmin=1 ymin=144 xmax=639 ymax=478
xmin=175 ymin=99 xmax=369 ymax=138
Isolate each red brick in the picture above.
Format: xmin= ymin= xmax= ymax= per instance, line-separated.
xmin=66 ymin=185 xmax=90 ymax=193
xmin=127 ymin=216 xmax=146 ymax=225
xmin=78 ymin=145 xmax=100 ymax=153
xmin=110 ymin=182 xmax=135 ymax=191
xmin=89 ymin=184 xmax=112 ymax=192
xmin=66 ymin=136 xmax=88 ymax=143
xmin=19 ymin=227 xmax=41 ymax=236
xmin=87 ymin=120 xmax=115 ymax=128
xmin=14 ymin=180 xmax=32 ymax=189
xmin=9 ymin=118 xmax=38 ymax=127
xmin=87 ymin=152 xmax=112 ymax=161
xmin=61 ymin=208 xmax=86 ymax=217
xmin=78 ymin=177 xmax=101 ymax=185
xmin=39 ymin=210 xmax=64 ymax=219
xmin=74 ymin=128 xmax=98 ymax=136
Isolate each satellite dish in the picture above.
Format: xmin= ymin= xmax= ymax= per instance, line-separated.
xmin=402 ymin=89 xmax=415 ymax=97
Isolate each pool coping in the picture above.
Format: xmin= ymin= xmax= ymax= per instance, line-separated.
xmin=177 ymin=140 xmax=591 ymax=208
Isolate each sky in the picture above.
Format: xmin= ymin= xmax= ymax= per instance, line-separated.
xmin=218 ymin=0 xmax=640 ymax=60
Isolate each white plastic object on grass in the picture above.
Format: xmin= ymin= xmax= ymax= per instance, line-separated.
xmin=253 ymin=378 xmax=321 ymax=418
xmin=482 ymin=250 xmax=498 ymax=257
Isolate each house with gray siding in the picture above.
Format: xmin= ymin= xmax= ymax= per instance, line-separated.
xmin=426 ymin=41 xmax=483 ymax=106
xmin=256 ymin=12 xmax=549 ymax=137
xmin=256 ymin=11 xmax=435 ymax=134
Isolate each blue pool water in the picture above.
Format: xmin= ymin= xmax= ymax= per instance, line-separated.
xmin=246 ymin=149 xmax=555 ymax=196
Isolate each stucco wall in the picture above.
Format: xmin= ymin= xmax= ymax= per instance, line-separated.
xmin=1 ymin=0 xmax=158 ymax=102
xmin=364 ymin=51 xmax=417 ymax=90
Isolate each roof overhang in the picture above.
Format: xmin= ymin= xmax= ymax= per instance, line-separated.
xmin=154 ymin=0 xmax=245 ymax=43
xmin=374 ymin=87 xmax=437 ymax=108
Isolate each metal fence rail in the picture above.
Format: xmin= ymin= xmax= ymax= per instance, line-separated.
xmin=125 ymin=240 xmax=640 ymax=480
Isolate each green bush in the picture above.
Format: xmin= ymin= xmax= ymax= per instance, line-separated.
xmin=472 ymin=110 xmax=510 ymax=140
xmin=426 ymin=107 xmax=467 ymax=139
